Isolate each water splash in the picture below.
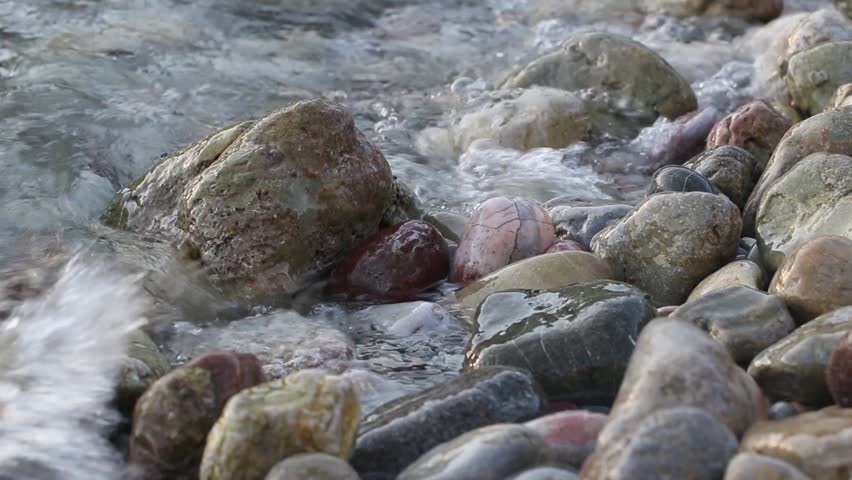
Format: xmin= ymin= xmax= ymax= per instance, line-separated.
xmin=0 ymin=257 xmax=147 ymax=480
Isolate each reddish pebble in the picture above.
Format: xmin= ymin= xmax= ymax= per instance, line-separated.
xmin=546 ymin=240 xmax=586 ymax=253
xmin=827 ymin=329 xmax=852 ymax=407
xmin=706 ymin=100 xmax=791 ymax=173
xmin=453 ymin=197 xmax=554 ymax=283
xmin=185 ymin=351 xmax=266 ymax=408
xmin=333 ymin=220 xmax=449 ymax=299
xmin=525 ymin=410 xmax=608 ymax=448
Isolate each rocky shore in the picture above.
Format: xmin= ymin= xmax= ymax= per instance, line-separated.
xmin=5 ymin=0 xmax=852 ymax=479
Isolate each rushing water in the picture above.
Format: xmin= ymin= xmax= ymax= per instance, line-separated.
xmin=0 ymin=0 xmax=833 ymax=476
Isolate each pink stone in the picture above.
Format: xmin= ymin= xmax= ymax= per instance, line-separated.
xmin=452 ymin=197 xmax=555 ymax=283
xmin=827 ymin=329 xmax=852 ymax=407
xmin=546 ymin=240 xmax=586 ymax=253
xmin=706 ymin=100 xmax=791 ymax=173
xmin=525 ymin=410 xmax=608 ymax=449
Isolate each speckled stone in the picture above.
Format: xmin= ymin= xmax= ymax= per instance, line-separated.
xmin=706 ymin=101 xmax=790 ymax=176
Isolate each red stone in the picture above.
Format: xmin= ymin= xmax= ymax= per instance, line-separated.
xmin=525 ymin=410 xmax=608 ymax=449
xmin=333 ymin=220 xmax=449 ymax=299
xmin=827 ymin=330 xmax=852 ymax=408
xmin=706 ymin=100 xmax=791 ymax=172
xmin=185 ymin=351 xmax=265 ymax=408
xmin=453 ymin=197 xmax=554 ymax=283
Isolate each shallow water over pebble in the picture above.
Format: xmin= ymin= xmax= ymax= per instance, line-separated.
xmin=0 ymin=0 xmax=834 ymax=475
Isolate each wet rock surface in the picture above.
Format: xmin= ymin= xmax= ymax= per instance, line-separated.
xmin=465 ymin=281 xmax=656 ymax=405
xmin=116 ymin=330 xmax=171 ymax=416
xmin=453 ymin=197 xmax=554 ymax=284
xmin=644 ymin=165 xmax=717 ymax=197
xmin=740 ymin=407 xmax=852 ymax=479
xmin=102 ymin=99 xmax=393 ymax=302
xmin=785 ymin=41 xmax=852 ymax=116
xmin=768 ymin=236 xmax=852 ymax=324
xmin=200 ymin=370 xmax=360 ymax=480
xmin=674 ymin=285 xmax=795 ymax=365
xmin=591 ymin=192 xmax=742 ymax=306
xmin=582 ymin=407 xmax=738 ymax=480
xmin=352 ymin=367 xmax=547 ymax=479
xmin=264 ymin=454 xmax=360 ymax=480
xmin=748 ymin=307 xmax=852 ymax=407
xmin=687 ymin=260 xmax=766 ymax=300
xmin=332 ymin=220 xmax=449 ymax=300
xmin=548 ymin=204 xmax=631 ymax=251
xmin=683 ymin=146 xmax=755 ymax=210
xmin=454 ymin=251 xmax=613 ymax=309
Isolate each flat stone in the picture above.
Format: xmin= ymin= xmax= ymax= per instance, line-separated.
xmin=352 ymin=367 xmax=546 ymax=479
xmin=674 ymin=285 xmax=795 ymax=365
xmin=465 ymin=281 xmax=656 ymax=405
xmin=455 ymin=251 xmax=613 ymax=309
xmin=740 ymin=406 xmax=852 ymax=479
xmin=748 ymin=307 xmax=852 ymax=407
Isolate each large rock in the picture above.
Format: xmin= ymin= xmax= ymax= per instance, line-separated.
xmin=768 ymin=236 xmax=852 ymax=323
xmin=116 ymin=329 xmax=170 ymax=416
xmin=748 ymin=307 xmax=852 ymax=407
xmin=756 ymin=153 xmax=852 ymax=273
xmin=724 ymin=453 xmax=809 ymax=480
xmin=264 ymin=454 xmax=359 ymax=480
xmin=687 ymin=260 xmax=766 ymax=301
xmin=548 ymin=204 xmax=631 ymax=251
xmin=465 ymin=281 xmax=656 ymax=405
xmin=743 ymin=106 xmax=852 ymax=236
xmin=501 ymin=32 xmax=696 ymax=128
xmin=828 ymin=330 xmax=852 ymax=407
xmin=740 ymin=407 xmax=852 ymax=479
xmin=352 ymin=367 xmax=546 ymax=478
xmin=673 ymin=285 xmax=795 ymax=365
xmin=453 ymin=197 xmax=554 ymax=284
xmin=591 ymin=192 xmax=741 ymax=306
xmin=396 ymin=424 xmax=552 ymax=480
xmin=684 ymin=146 xmax=756 ymax=210
xmin=581 ymin=407 xmax=738 ymax=480
xmin=102 ymin=99 xmax=393 ymax=301
xmin=598 ymin=319 xmax=764 ymax=441
xmin=129 ymin=353 xmax=265 ymax=480
xmin=706 ymin=101 xmax=791 ymax=175
xmin=785 ymin=41 xmax=852 ymax=116
xmin=454 ymin=251 xmax=613 ymax=309
xmin=200 ymin=370 xmax=360 ymax=480
xmin=452 ymin=88 xmax=590 ymax=153
xmin=332 ymin=220 xmax=449 ymax=300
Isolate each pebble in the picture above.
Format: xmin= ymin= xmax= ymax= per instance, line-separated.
xmin=352 ymin=367 xmax=547 ymax=478
xmin=548 ymin=204 xmax=631 ymax=251
xmin=465 ymin=281 xmax=655 ymax=405
xmin=724 ymin=452 xmax=809 ymax=480
xmin=645 ymin=165 xmax=717 ymax=197
xmin=264 ymin=453 xmax=360 ymax=480
xmin=116 ymin=329 xmax=170 ymax=416
xmin=683 ymin=146 xmax=755 ymax=210
xmin=706 ymin=101 xmax=790 ymax=175
xmin=687 ymin=260 xmax=766 ymax=301
xmin=826 ymin=329 xmax=852 ymax=407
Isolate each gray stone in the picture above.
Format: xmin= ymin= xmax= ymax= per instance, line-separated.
xmin=510 ymin=467 xmax=579 ymax=480
xmin=756 ymin=153 xmax=852 ymax=273
xmin=102 ymin=99 xmax=393 ymax=302
xmin=264 ymin=454 xmax=359 ymax=480
xmin=724 ymin=453 xmax=809 ymax=480
xmin=381 ymin=177 xmax=421 ymax=228
xmin=645 ymin=166 xmax=718 ymax=197
xmin=748 ymin=307 xmax=852 ymax=407
xmin=673 ymin=285 xmax=795 ymax=365
xmin=423 ymin=211 xmax=467 ymax=243
xmin=352 ymin=367 xmax=547 ymax=479
xmin=548 ymin=204 xmax=631 ymax=250
xmin=785 ymin=41 xmax=852 ymax=116
xmin=591 ymin=192 xmax=742 ymax=306
xmin=465 ymin=281 xmax=656 ymax=405
xmin=684 ymin=146 xmax=756 ymax=210
xmin=581 ymin=407 xmax=738 ymax=480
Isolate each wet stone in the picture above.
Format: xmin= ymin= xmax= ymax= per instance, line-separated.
xmin=591 ymin=192 xmax=741 ymax=306
xmin=724 ymin=453 xmax=809 ymax=480
xmin=785 ymin=41 xmax=852 ymax=116
xmin=200 ymin=370 xmax=360 ymax=480
xmin=454 ymin=251 xmax=613 ymax=309
xmin=332 ymin=220 xmax=449 ymax=300
xmin=264 ymin=453 xmax=360 ymax=480
xmin=645 ymin=165 xmax=717 ymax=197
xmin=396 ymin=424 xmax=552 ymax=480
xmin=129 ymin=353 xmax=264 ymax=480
xmin=350 ymin=301 xmax=461 ymax=337
xmin=510 ymin=467 xmax=579 ymax=480
xmin=748 ymin=307 xmax=852 ymax=407
xmin=423 ymin=211 xmax=467 ymax=243
xmin=674 ymin=285 xmax=795 ymax=365
xmin=452 ymin=196 xmax=554 ymax=284
xmin=756 ymin=153 xmax=852 ymax=274
xmin=581 ymin=407 xmax=738 ymax=480
xmin=548 ymin=204 xmax=631 ymax=251
xmin=768 ymin=402 xmax=802 ymax=421
xmin=465 ymin=280 xmax=656 ymax=405
xmin=545 ymin=240 xmax=585 ymax=253
xmin=826 ymin=329 xmax=852 ymax=407
xmin=683 ymin=146 xmax=755 ymax=210
xmin=381 ymin=177 xmax=421 ymax=228
xmin=116 ymin=329 xmax=170 ymax=416
xmin=706 ymin=100 xmax=791 ymax=176
xmin=687 ymin=260 xmax=766 ymax=301
xmin=352 ymin=367 xmax=547 ymax=479
xmin=740 ymin=406 xmax=852 ymax=479
xmin=523 ymin=410 xmax=608 ymax=468
xmin=768 ymin=236 xmax=852 ymax=324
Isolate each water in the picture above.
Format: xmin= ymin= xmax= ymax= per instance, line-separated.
xmin=0 ymin=0 xmax=833 ymax=476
